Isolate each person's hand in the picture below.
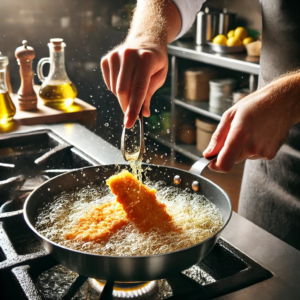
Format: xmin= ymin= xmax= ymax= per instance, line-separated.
xmin=203 ymin=78 xmax=300 ymax=172
xmin=101 ymin=38 xmax=168 ymax=128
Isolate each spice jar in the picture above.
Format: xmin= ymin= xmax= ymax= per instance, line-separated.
xmin=37 ymin=38 xmax=77 ymax=109
xmin=0 ymin=53 xmax=16 ymax=125
xmin=196 ymin=119 xmax=218 ymax=153
xmin=184 ymin=67 xmax=217 ymax=101
xmin=178 ymin=124 xmax=196 ymax=144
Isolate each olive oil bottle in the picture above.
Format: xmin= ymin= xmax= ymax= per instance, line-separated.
xmin=0 ymin=91 xmax=16 ymax=124
xmin=37 ymin=39 xmax=77 ymax=109
xmin=39 ymin=81 xmax=77 ymax=108
xmin=0 ymin=54 xmax=15 ymax=124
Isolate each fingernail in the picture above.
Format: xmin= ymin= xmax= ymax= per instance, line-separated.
xmin=145 ymin=106 xmax=150 ymax=117
xmin=203 ymin=146 xmax=213 ymax=156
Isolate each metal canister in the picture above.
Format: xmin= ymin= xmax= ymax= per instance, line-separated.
xmin=219 ymin=9 xmax=236 ymax=36
xmin=195 ymin=8 xmax=219 ymax=45
xmin=232 ymin=89 xmax=249 ymax=104
xmin=206 ymin=9 xmax=220 ymax=41
xmin=195 ymin=11 xmax=206 ymax=45
xmin=249 ymin=74 xmax=258 ymax=92
xmin=209 ymin=78 xmax=237 ymax=112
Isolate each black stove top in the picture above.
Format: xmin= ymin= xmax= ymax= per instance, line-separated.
xmin=0 ymin=130 xmax=98 ymax=214
xmin=0 ymin=130 xmax=272 ymax=300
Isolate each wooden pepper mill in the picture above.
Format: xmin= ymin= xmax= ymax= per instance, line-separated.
xmin=15 ymin=40 xmax=37 ymax=111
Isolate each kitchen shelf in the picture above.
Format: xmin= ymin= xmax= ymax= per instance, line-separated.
xmin=153 ymin=41 xmax=260 ymax=162
xmin=173 ymin=144 xmax=202 ymax=161
xmin=157 ymin=94 xmax=172 ymax=103
xmin=157 ymin=94 xmax=222 ymax=121
xmin=174 ymin=98 xmax=222 ymax=121
xmin=167 ymin=41 xmax=260 ymax=75
xmin=148 ymin=132 xmax=202 ymax=161
xmin=147 ymin=132 xmax=173 ymax=148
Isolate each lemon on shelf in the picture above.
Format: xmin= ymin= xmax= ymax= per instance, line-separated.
xmin=227 ymin=36 xmax=242 ymax=47
xmin=227 ymin=30 xmax=235 ymax=38
xmin=234 ymin=27 xmax=248 ymax=40
xmin=212 ymin=35 xmax=227 ymax=45
xmin=243 ymin=37 xmax=254 ymax=45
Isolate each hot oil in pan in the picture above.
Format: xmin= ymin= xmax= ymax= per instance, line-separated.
xmin=34 ymin=180 xmax=223 ymax=256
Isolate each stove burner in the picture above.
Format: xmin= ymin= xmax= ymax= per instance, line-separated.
xmin=90 ymin=279 xmax=158 ymax=299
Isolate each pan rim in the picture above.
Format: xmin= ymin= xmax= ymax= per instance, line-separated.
xmin=23 ymin=163 xmax=232 ymax=260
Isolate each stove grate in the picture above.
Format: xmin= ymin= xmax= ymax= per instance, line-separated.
xmin=0 ymin=130 xmax=99 ymax=215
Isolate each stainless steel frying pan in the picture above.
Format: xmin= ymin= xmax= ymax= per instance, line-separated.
xmin=24 ymin=157 xmax=232 ymax=281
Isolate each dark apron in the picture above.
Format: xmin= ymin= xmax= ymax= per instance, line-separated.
xmin=238 ymin=0 xmax=300 ymax=250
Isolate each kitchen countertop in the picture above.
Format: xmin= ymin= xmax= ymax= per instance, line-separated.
xmin=1 ymin=122 xmax=299 ymax=300
xmin=0 ymin=122 xmax=125 ymax=165
xmin=219 ymin=213 xmax=300 ymax=300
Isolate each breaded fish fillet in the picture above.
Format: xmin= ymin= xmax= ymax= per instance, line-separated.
xmin=107 ymin=170 xmax=180 ymax=233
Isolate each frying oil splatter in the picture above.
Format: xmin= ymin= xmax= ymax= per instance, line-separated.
xmin=35 ymin=177 xmax=223 ymax=256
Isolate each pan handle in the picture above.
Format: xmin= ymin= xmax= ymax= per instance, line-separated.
xmin=189 ymin=155 xmax=217 ymax=175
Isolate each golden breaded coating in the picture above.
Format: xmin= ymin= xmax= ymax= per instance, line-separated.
xmin=65 ymin=201 xmax=129 ymax=243
xmin=107 ymin=170 xmax=180 ymax=233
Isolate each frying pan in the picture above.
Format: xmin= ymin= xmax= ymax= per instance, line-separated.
xmin=24 ymin=158 xmax=232 ymax=281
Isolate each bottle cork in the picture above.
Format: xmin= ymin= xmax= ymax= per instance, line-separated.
xmin=15 ymin=40 xmax=37 ymax=111
xmin=50 ymin=38 xmax=64 ymax=52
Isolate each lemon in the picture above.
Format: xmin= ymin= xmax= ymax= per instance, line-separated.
xmin=227 ymin=36 xmax=242 ymax=47
xmin=243 ymin=37 xmax=254 ymax=45
xmin=235 ymin=27 xmax=248 ymax=40
xmin=227 ymin=30 xmax=235 ymax=38
xmin=212 ymin=35 xmax=227 ymax=45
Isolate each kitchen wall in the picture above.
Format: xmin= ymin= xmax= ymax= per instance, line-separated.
xmin=0 ymin=0 xmax=261 ymax=147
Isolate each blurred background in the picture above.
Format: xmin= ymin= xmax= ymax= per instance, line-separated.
xmin=0 ymin=0 xmax=261 ymax=147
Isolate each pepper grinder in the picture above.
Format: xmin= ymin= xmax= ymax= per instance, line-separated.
xmin=15 ymin=40 xmax=37 ymax=111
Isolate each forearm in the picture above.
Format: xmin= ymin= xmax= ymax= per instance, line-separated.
xmin=269 ymin=72 xmax=300 ymax=124
xmin=126 ymin=0 xmax=182 ymax=47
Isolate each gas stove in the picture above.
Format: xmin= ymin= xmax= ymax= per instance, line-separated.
xmin=0 ymin=123 xmax=300 ymax=300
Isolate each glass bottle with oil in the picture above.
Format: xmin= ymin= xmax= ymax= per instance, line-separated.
xmin=0 ymin=53 xmax=16 ymax=125
xmin=37 ymin=39 xmax=77 ymax=109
